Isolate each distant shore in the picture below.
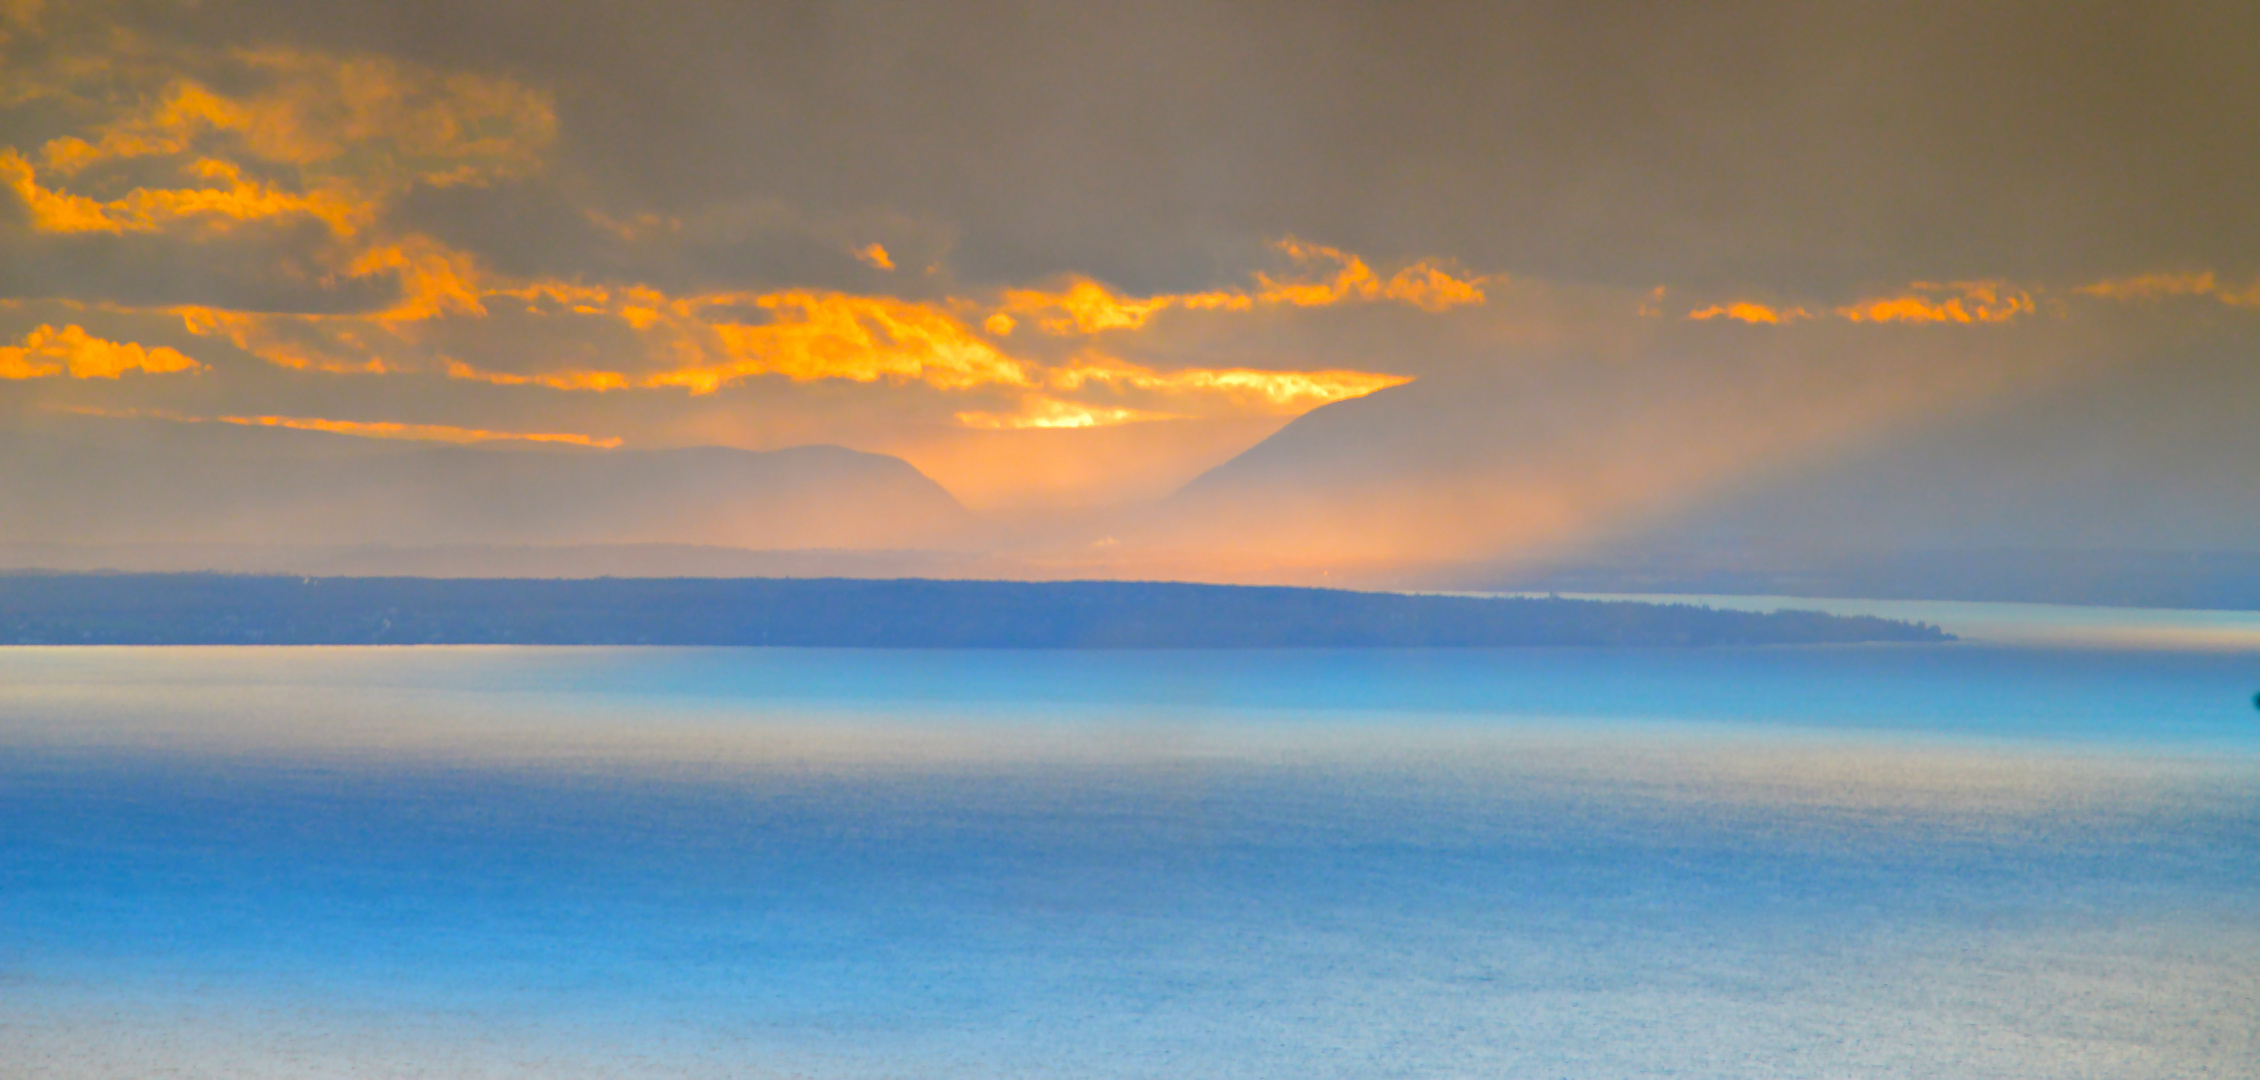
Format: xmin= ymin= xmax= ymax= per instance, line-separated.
xmin=0 ymin=574 xmax=1950 ymax=647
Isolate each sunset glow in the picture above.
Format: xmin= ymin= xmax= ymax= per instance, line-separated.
xmin=5 ymin=0 xmax=2256 ymax=556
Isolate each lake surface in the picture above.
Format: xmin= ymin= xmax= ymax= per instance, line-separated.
xmin=4 ymin=601 xmax=2258 ymax=1078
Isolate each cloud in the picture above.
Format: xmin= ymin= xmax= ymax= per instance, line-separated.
xmin=444 ymin=359 xmax=630 ymax=391
xmin=1047 ymin=356 xmax=1413 ymax=413
xmin=8 ymin=3 xmax=2255 ymax=531
xmin=1 ymin=149 xmax=371 ymax=235
xmin=995 ymin=238 xmax=1486 ymax=336
xmin=10 ymin=48 xmax=553 ymax=234
xmin=954 ymin=397 xmax=1182 ymax=430
xmin=434 ymin=278 xmax=1414 ymax=420
xmin=0 ymin=323 xmax=202 ymax=379
xmin=172 ymin=305 xmax=394 ymax=374
xmin=1691 ymin=271 xmax=2260 ymax=328
xmin=942 ymin=356 xmax=1415 ymax=435
xmin=440 ymin=288 xmax=1035 ymax=395
xmin=1836 ymin=281 xmax=2034 ymax=324
xmin=1692 ymin=283 xmax=2041 ymax=327
xmin=152 ymin=229 xmax=1427 ymax=425
xmin=212 ymin=48 xmax=553 ymax=182
xmin=348 ymin=237 xmax=489 ymax=322
xmin=2076 ymin=271 xmax=2260 ymax=307
xmin=1256 ymin=238 xmax=1488 ymax=311
xmin=0 ymin=31 xmax=571 ymax=384
xmin=685 ymin=291 xmax=1033 ymax=392
xmin=160 ymin=237 xmax=486 ymax=372
xmin=999 ymin=278 xmax=1233 ymax=335
xmin=1687 ymin=302 xmax=1813 ymax=324
xmin=213 ymin=412 xmax=619 ymax=448
xmin=3 ymin=28 xmax=1450 ymax=465
xmin=53 ymin=403 xmax=618 ymax=447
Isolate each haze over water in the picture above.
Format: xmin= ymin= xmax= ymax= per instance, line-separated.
xmin=4 ymin=600 xmax=2257 ymax=1079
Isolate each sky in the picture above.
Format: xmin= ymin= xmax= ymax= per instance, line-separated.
xmin=3 ymin=1 xmax=2257 ymax=572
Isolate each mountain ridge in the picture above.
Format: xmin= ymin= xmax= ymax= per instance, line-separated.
xmin=0 ymin=413 xmax=970 ymax=552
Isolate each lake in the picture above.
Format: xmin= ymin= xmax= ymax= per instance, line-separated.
xmin=4 ymin=600 xmax=2257 ymax=1078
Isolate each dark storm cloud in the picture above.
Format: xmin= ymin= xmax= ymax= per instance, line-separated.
xmin=104 ymin=0 xmax=2260 ymax=294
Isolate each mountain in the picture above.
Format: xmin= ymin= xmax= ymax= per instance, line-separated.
xmin=1155 ymin=368 xmax=1702 ymax=576
xmin=1161 ymin=343 xmax=2260 ymax=598
xmin=0 ymin=414 xmax=970 ymax=553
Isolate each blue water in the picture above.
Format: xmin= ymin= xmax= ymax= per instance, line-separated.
xmin=4 ymin=618 xmax=2258 ymax=1076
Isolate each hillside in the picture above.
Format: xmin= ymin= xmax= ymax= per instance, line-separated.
xmin=0 ymin=574 xmax=1949 ymax=647
xmin=0 ymin=415 xmax=969 ymax=552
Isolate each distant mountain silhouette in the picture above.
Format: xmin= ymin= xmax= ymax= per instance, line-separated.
xmin=1163 ymin=346 xmax=2260 ymax=595
xmin=1157 ymin=372 xmax=1660 ymax=570
xmin=1618 ymin=381 xmax=2260 ymax=558
xmin=0 ymin=414 xmax=969 ymax=551
xmin=1173 ymin=377 xmax=1467 ymax=500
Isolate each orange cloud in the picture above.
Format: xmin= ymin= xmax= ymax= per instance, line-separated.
xmin=2076 ymin=271 xmax=2260 ymax=307
xmin=432 ymin=306 xmax=1408 ymax=426
xmin=3 ymin=42 xmax=565 ymax=395
xmin=350 ymin=238 xmax=488 ymax=322
xmin=1258 ymin=238 xmax=1487 ymax=311
xmin=996 ymin=239 xmax=1485 ymax=337
xmin=159 ymin=238 xmax=486 ymax=372
xmin=954 ymin=398 xmax=1184 ymax=430
xmin=678 ymin=292 xmax=1034 ymax=393
xmin=489 ymin=279 xmax=643 ymax=315
xmin=1636 ymin=286 xmax=1668 ymax=318
xmin=53 ymin=402 xmax=618 ymax=447
xmin=0 ymin=150 xmax=370 ymax=235
xmin=999 ymin=279 xmax=1212 ymax=335
xmin=943 ymin=355 xmax=1413 ymax=436
xmin=3 ymin=45 xmax=551 ymax=240
xmin=1373 ymin=261 xmax=1488 ymax=311
xmin=7 ymin=37 xmax=1471 ymax=509
xmin=2076 ymin=271 xmax=2217 ymax=301
xmin=1836 ymin=281 xmax=2033 ymax=324
xmin=0 ymin=150 xmax=117 ymax=232
xmin=445 ymin=359 xmax=631 ymax=392
xmin=223 ymin=48 xmax=554 ymax=180
xmin=1687 ymin=302 xmax=1813 ymax=324
xmin=67 ymin=220 xmax=1434 ymax=430
xmin=0 ymin=323 xmax=203 ymax=379
xmin=1681 ymin=273 xmax=2260 ymax=327
xmin=172 ymin=305 xmax=393 ymax=374
xmin=33 ymin=52 xmax=552 ymax=186
xmin=214 ymin=413 xmax=619 ymax=448
xmin=442 ymin=289 xmax=1035 ymax=396
xmin=1049 ymin=356 xmax=1413 ymax=412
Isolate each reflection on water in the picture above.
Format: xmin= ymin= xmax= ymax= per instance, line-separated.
xmin=3 ymin=642 xmax=2258 ymax=1078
